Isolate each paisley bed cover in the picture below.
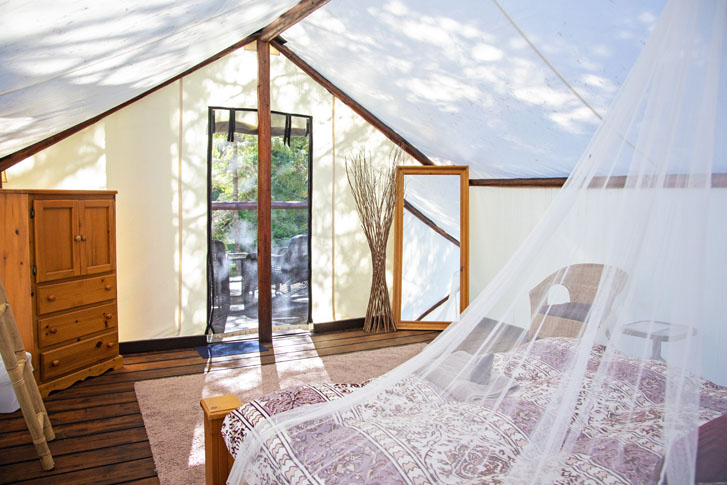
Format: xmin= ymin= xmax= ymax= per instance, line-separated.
xmin=222 ymin=338 xmax=727 ymax=484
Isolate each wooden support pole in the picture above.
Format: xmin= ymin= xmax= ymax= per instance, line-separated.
xmin=0 ymin=285 xmax=55 ymax=471
xmin=257 ymin=40 xmax=273 ymax=343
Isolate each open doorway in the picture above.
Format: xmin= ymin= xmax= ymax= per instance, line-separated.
xmin=206 ymin=107 xmax=312 ymax=338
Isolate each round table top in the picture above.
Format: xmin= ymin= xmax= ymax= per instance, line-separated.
xmin=621 ymin=320 xmax=695 ymax=342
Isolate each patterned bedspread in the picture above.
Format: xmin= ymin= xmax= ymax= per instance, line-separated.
xmin=222 ymin=338 xmax=727 ymax=484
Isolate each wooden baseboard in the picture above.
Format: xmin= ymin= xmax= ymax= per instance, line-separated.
xmin=119 ymin=318 xmax=366 ymax=354
xmin=396 ymin=321 xmax=449 ymax=331
xmin=119 ymin=335 xmax=207 ymax=354
xmin=312 ymin=317 xmax=364 ymax=333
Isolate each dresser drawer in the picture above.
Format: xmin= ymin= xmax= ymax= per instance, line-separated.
xmin=40 ymin=330 xmax=118 ymax=380
xmin=38 ymin=302 xmax=117 ymax=348
xmin=36 ymin=275 xmax=116 ymax=315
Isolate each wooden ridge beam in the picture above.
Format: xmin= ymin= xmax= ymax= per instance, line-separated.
xmin=260 ymin=0 xmax=332 ymax=43
xmin=272 ymin=39 xmax=434 ymax=166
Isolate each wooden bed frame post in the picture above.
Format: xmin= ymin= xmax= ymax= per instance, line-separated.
xmin=201 ymin=394 xmax=242 ymax=485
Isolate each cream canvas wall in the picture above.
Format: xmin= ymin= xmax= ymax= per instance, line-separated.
xmin=468 ymin=186 xmax=559 ymax=300
xmin=3 ymin=46 xmax=558 ymax=342
xmin=4 ymin=47 xmax=400 ymax=341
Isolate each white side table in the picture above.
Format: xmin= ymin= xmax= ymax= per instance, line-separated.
xmin=621 ymin=320 xmax=696 ymax=361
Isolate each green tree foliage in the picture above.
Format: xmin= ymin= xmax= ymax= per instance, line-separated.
xmin=211 ymin=132 xmax=309 ymax=254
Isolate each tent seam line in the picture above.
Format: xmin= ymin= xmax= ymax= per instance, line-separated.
xmin=491 ymin=0 xmax=603 ymax=122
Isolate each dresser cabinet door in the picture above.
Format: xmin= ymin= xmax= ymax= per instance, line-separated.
xmin=33 ymin=200 xmax=81 ymax=283
xmin=33 ymin=198 xmax=116 ymax=282
xmin=80 ymin=199 xmax=116 ymax=275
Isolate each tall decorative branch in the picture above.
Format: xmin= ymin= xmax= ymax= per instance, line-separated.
xmin=346 ymin=148 xmax=402 ymax=333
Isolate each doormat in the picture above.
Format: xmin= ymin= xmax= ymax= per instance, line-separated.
xmin=195 ymin=340 xmax=267 ymax=359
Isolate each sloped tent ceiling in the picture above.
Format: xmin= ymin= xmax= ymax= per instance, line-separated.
xmin=0 ymin=0 xmax=673 ymax=179
xmin=283 ymin=0 xmax=667 ymax=178
xmin=0 ymin=0 xmax=298 ymax=161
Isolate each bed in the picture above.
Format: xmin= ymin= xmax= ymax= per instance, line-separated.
xmin=205 ymin=337 xmax=727 ymax=484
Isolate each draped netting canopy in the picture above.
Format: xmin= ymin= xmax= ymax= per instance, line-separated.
xmin=228 ymin=0 xmax=727 ymax=483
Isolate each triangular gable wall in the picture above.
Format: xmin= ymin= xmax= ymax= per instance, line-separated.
xmin=4 ymin=32 xmax=414 ymax=341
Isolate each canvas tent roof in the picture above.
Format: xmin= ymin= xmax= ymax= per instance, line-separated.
xmin=0 ymin=0 xmax=670 ymax=178
xmin=0 ymin=0 xmax=298 ymax=165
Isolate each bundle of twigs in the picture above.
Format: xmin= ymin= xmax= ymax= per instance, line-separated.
xmin=345 ymin=148 xmax=402 ymax=333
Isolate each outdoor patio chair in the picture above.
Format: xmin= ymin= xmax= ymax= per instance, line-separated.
xmin=275 ymin=234 xmax=309 ymax=292
xmin=211 ymin=240 xmax=231 ymax=316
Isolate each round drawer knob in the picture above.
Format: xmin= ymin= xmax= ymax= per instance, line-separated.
xmin=74 ymin=235 xmax=82 ymax=242
xmin=51 ymin=360 xmax=60 ymax=367
xmin=96 ymin=341 xmax=103 ymax=348
xmin=107 ymin=342 xmax=114 ymax=348
xmin=81 ymin=235 xmax=87 ymax=242
xmin=49 ymin=327 xmax=58 ymax=334
xmin=105 ymin=285 xmax=112 ymax=291
xmin=47 ymin=295 xmax=56 ymax=302
xmin=103 ymin=313 xmax=113 ymax=320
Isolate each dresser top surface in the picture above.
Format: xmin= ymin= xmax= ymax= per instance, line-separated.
xmin=0 ymin=189 xmax=117 ymax=196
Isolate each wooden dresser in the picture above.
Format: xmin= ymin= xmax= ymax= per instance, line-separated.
xmin=0 ymin=189 xmax=123 ymax=396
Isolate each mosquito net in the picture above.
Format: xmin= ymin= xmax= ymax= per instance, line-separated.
xmin=228 ymin=0 xmax=726 ymax=482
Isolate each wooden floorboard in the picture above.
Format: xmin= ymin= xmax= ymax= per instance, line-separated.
xmin=66 ymin=332 xmax=436 ymax=387
xmin=19 ymin=457 xmax=158 ymax=485
xmin=0 ymin=391 xmax=137 ymax=419
xmin=2 ymin=402 xmax=140 ymax=433
xmin=117 ymin=330 xmax=434 ymax=374
xmin=1 ymin=441 xmax=153 ymax=484
xmin=0 ymin=328 xmax=435 ymax=484
xmin=0 ymin=427 xmax=148 ymax=466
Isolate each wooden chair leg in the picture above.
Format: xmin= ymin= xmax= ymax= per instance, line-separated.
xmin=0 ymin=286 xmax=55 ymax=471
xmin=201 ymin=394 xmax=242 ymax=485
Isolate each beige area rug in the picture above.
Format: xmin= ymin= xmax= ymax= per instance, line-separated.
xmin=135 ymin=342 xmax=427 ymax=485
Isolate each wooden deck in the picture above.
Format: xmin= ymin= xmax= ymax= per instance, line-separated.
xmin=0 ymin=328 xmax=437 ymax=484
